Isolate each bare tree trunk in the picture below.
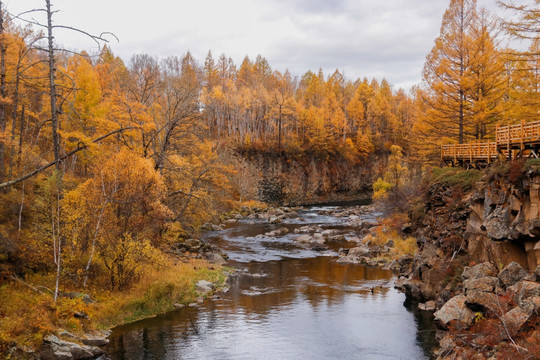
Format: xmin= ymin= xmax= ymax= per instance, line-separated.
xmin=0 ymin=1 xmax=6 ymax=182
xmin=46 ymin=0 xmax=61 ymax=170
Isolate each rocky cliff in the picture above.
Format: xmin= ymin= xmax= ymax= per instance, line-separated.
xmin=230 ymin=151 xmax=377 ymax=205
xmin=396 ymin=165 xmax=540 ymax=359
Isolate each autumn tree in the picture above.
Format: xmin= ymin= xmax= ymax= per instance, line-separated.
xmin=422 ymin=0 xmax=478 ymax=144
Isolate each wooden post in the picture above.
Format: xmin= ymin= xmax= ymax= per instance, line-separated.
xmin=454 ymin=143 xmax=457 ymax=164
xmin=469 ymin=143 xmax=473 ymax=164
xmin=487 ymin=142 xmax=491 ymax=165
xmin=507 ymin=122 xmax=511 ymax=161
xmin=521 ymin=119 xmax=524 ymax=152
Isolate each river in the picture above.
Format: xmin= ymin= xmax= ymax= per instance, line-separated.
xmin=103 ymin=205 xmax=437 ymax=360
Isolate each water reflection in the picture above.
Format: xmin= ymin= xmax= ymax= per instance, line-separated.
xmin=104 ymin=206 xmax=435 ymax=360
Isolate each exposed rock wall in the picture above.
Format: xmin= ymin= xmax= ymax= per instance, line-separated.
xmin=230 ymin=151 xmax=377 ymax=205
xmin=468 ymin=173 xmax=540 ymax=270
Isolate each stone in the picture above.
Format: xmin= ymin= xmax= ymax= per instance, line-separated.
xmin=461 ymin=262 xmax=498 ymax=281
xmin=501 ymin=306 xmax=533 ymax=336
xmin=81 ymin=331 xmax=110 ymax=347
xmin=517 ymin=281 xmax=540 ymax=304
xmin=463 ymin=276 xmax=498 ymax=294
xmin=348 ymin=246 xmax=370 ymax=257
xmin=400 ymin=279 xmax=423 ymax=300
xmin=465 ymin=290 xmax=500 ymax=313
xmin=41 ymin=335 xmax=103 ymax=360
xmin=384 ymin=239 xmax=395 ymax=248
xmin=418 ymin=300 xmax=437 ymax=312
xmin=295 ymin=235 xmax=312 ymax=243
xmin=498 ymin=262 xmax=528 ymax=288
xmin=174 ymin=303 xmax=185 ymax=309
xmin=206 ymin=252 xmax=226 ymax=265
xmin=434 ymin=295 xmax=475 ymax=328
xmin=312 ymin=233 xmax=325 ymax=243
xmin=535 ymin=265 xmax=540 ymax=282
xmin=196 ymin=280 xmax=214 ymax=294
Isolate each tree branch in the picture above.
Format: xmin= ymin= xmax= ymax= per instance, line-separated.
xmin=0 ymin=127 xmax=134 ymax=189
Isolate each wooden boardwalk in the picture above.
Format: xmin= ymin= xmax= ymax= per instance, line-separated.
xmin=441 ymin=120 xmax=540 ymax=167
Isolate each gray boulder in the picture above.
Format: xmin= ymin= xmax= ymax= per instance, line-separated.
xmin=196 ymin=280 xmax=214 ymax=294
xmin=461 ymin=262 xmax=498 ymax=281
xmin=434 ymin=295 xmax=474 ymax=328
xmin=498 ymin=262 xmax=528 ymax=288
xmin=40 ymin=335 xmax=103 ymax=360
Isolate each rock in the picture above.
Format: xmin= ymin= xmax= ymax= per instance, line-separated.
xmin=535 ymin=265 xmax=540 ymax=282
xmin=418 ymin=300 xmax=437 ymax=311
xmin=517 ymin=281 xmax=540 ymax=305
xmin=295 ymin=234 xmax=312 ymax=243
xmin=434 ymin=295 xmax=474 ymax=329
xmin=463 ymin=276 xmax=498 ymax=294
xmin=384 ymin=240 xmax=395 ymax=248
xmin=498 ymin=262 xmax=528 ymax=288
xmin=401 ymin=223 xmax=412 ymax=234
xmin=348 ymin=246 xmax=370 ymax=257
xmin=461 ymin=262 xmax=498 ymax=281
xmin=188 ymin=302 xmax=198 ymax=307
xmin=196 ymin=280 xmax=214 ymax=294
xmin=41 ymin=335 xmax=103 ymax=360
xmin=484 ymin=206 xmax=513 ymax=240
xmin=311 ymin=233 xmax=325 ymax=244
xmin=400 ymin=279 xmax=423 ymax=300
xmin=81 ymin=331 xmax=110 ymax=347
xmin=327 ymin=235 xmax=346 ymax=242
xmin=174 ymin=303 xmax=185 ymax=309
xmin=465 ymin=290 xmax=500 ymax=313
xmin=211 ymin=224 xmax=223 ymax=231
xmin=268 ymin=216 xmax=281 ymax=224
xmin=501 ymin=306 xmax=533 ymax=336
xmin=73 ymin=311 xmax=89 ymax=320
xmin=311 ymin=243 xmax=329 ymax=251
xmin=337 ymin=255 xmax=358 ymax=264
xmin=206 ymin=252 xmax=226 ymax=265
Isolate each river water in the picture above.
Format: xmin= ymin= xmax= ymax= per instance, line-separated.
xmin=103 ymin=205 xmax=436 ymax=360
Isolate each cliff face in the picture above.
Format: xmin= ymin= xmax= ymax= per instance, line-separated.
xmin=468 ymin=173 xmax=540 ymax=270
xmin=396 ymin=168 xmax=540 ymax=359
xmin=230 ymin=151 xmax=376 ymax=205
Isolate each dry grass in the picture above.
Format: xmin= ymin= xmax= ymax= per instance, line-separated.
xmin=0 ymin=257 xmax=228 ymax=354
xmin=362 ymin=212 xmax=417 ymax=259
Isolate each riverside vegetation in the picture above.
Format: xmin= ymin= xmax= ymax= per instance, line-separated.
xmin=0 ymin=0 xmax=538 ymax=359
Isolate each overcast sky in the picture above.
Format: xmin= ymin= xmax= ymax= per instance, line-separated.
xmin=6 ymin=0 xmax=503 ymax=90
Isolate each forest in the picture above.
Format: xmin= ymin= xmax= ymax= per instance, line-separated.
xmin=0 ymin=0 xmax=538 ymax=355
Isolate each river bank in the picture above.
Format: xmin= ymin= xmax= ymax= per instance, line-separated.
xmin=393 ymin=164 xmax=540 ymax=359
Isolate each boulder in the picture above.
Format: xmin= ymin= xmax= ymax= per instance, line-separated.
xmin=501 ymin=306 xmax=533 ymax=336
xmin=517 ymin=281 xmax=540 ymax=305
xmin=400 ymin=279 xmax=423 ymax=300
xmin=434 ymin=295 xmax=474 ymax=328
xmin=348 ymin=246 xmax=370 ymax=257
xmin=535 ymin=265 xmax=540 ymax=282
xmin=498 ymin=262 xmax=527 ymax=288
xmin=81 ymin=331 xmax=110 ymax=347
xmin=206 ymin=252 xmax=226 ymax=265
xmin=461 ymin=262 xmax=498 ymax=281
xmin=40 ymin=335 xmax=103 ymax=360
xmin=295 ymin=235 xmax=312 ymax=243
xmin=195 ymin=280 xmax=214 ymax=294
xmin=465 ymin=290 xmax=499 ymax=313
xmin=463 ymin=276 xmax=498 ymax=294
xmin=418 ymin=300 xmax=437 ymax=312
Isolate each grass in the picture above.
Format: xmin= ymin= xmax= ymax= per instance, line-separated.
xmin=431 ymin=167 xmax=482 ymax=190
xmin=0 ymin=258 xmax=228 ymax=354
xmin=362 ymin=212 xmax=418 ymax=259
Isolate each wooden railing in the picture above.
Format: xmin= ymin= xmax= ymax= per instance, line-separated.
xmin=496 ymin=120 xmax=540 ymax=145
xmin=441 ymin=120 xmax=540 ymax=163
xmin=441 ymin=142 xmax=497 ymax=162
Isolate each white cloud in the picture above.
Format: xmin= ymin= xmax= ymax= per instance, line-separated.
xmin=5 ymin=0 xmax=508 ymax=90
